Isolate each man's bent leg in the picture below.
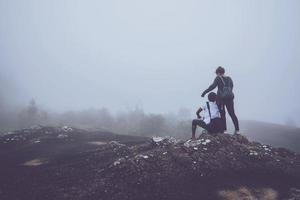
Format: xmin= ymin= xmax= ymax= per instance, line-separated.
xmin=192 ymin=119 xmax=209 ymax=139
xmin=192 ymin=120 xmax=197 ymax=139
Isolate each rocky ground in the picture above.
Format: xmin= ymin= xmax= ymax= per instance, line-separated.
xmin=0 ymin=126 xmax=300 ymax=200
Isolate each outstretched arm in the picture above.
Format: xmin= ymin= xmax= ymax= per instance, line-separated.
xmin=201 ymin=77 xmax=218 ymax=97
xmin=196 ymin=107 xmax=203 ymax=119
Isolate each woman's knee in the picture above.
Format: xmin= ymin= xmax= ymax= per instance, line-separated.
xmin=228 ymin=111 xmax=237 ymax=118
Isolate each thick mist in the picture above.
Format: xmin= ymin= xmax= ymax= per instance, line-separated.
xmin=1 ymin=0 xmax=300 ymax=129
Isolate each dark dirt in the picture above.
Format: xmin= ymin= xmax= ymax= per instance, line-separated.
xmin=0 ymin=126 xmax=299 ymax=200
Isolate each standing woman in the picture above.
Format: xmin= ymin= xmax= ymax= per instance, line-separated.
xmin=201 ymin=66 xmax=240 ymax=134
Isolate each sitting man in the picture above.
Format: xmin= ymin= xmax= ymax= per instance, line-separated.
xmin=192 ymin=92 xmax=222 ymax=140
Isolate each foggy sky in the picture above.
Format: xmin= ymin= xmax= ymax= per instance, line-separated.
xmin=1 ymin=0 xmax=300 ymax=126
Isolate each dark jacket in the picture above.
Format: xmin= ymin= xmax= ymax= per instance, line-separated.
xmin=202 ymin=76 xmax=234 ymax=98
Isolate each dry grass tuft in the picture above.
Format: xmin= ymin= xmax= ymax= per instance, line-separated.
xmin=218 ymin=187 xmax=278 ymax=200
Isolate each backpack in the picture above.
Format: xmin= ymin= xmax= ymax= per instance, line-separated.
xmin=219 ymin=76 xmax=234 ymax=100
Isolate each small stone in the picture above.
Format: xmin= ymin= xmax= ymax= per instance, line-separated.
xmin=114 ymin=161 xmax=121 ymax=166
xmin=152 ymin=136 xmax=164 ymax=143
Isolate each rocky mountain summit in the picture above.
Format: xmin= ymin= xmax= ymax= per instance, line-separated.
xmin=0 ymin=126 xmax=300 ymax=200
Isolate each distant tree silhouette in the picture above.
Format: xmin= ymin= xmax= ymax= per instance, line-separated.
xmin=18 ymin=99 xmax=39 ymax=128
xmin=28 ymin=99 xmax=38 ymax=117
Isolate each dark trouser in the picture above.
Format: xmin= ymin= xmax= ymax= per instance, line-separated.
xmin=192 ymin=119 xmax=209 ymax=133
xmin=217 ymin=97 xmax=239 ymax=131
xmin=192 ymin=118 xmax=222 ymax=134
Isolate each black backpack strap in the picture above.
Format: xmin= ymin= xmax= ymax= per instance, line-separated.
xmin=206 ymin=102 xmax=212 ymax=120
